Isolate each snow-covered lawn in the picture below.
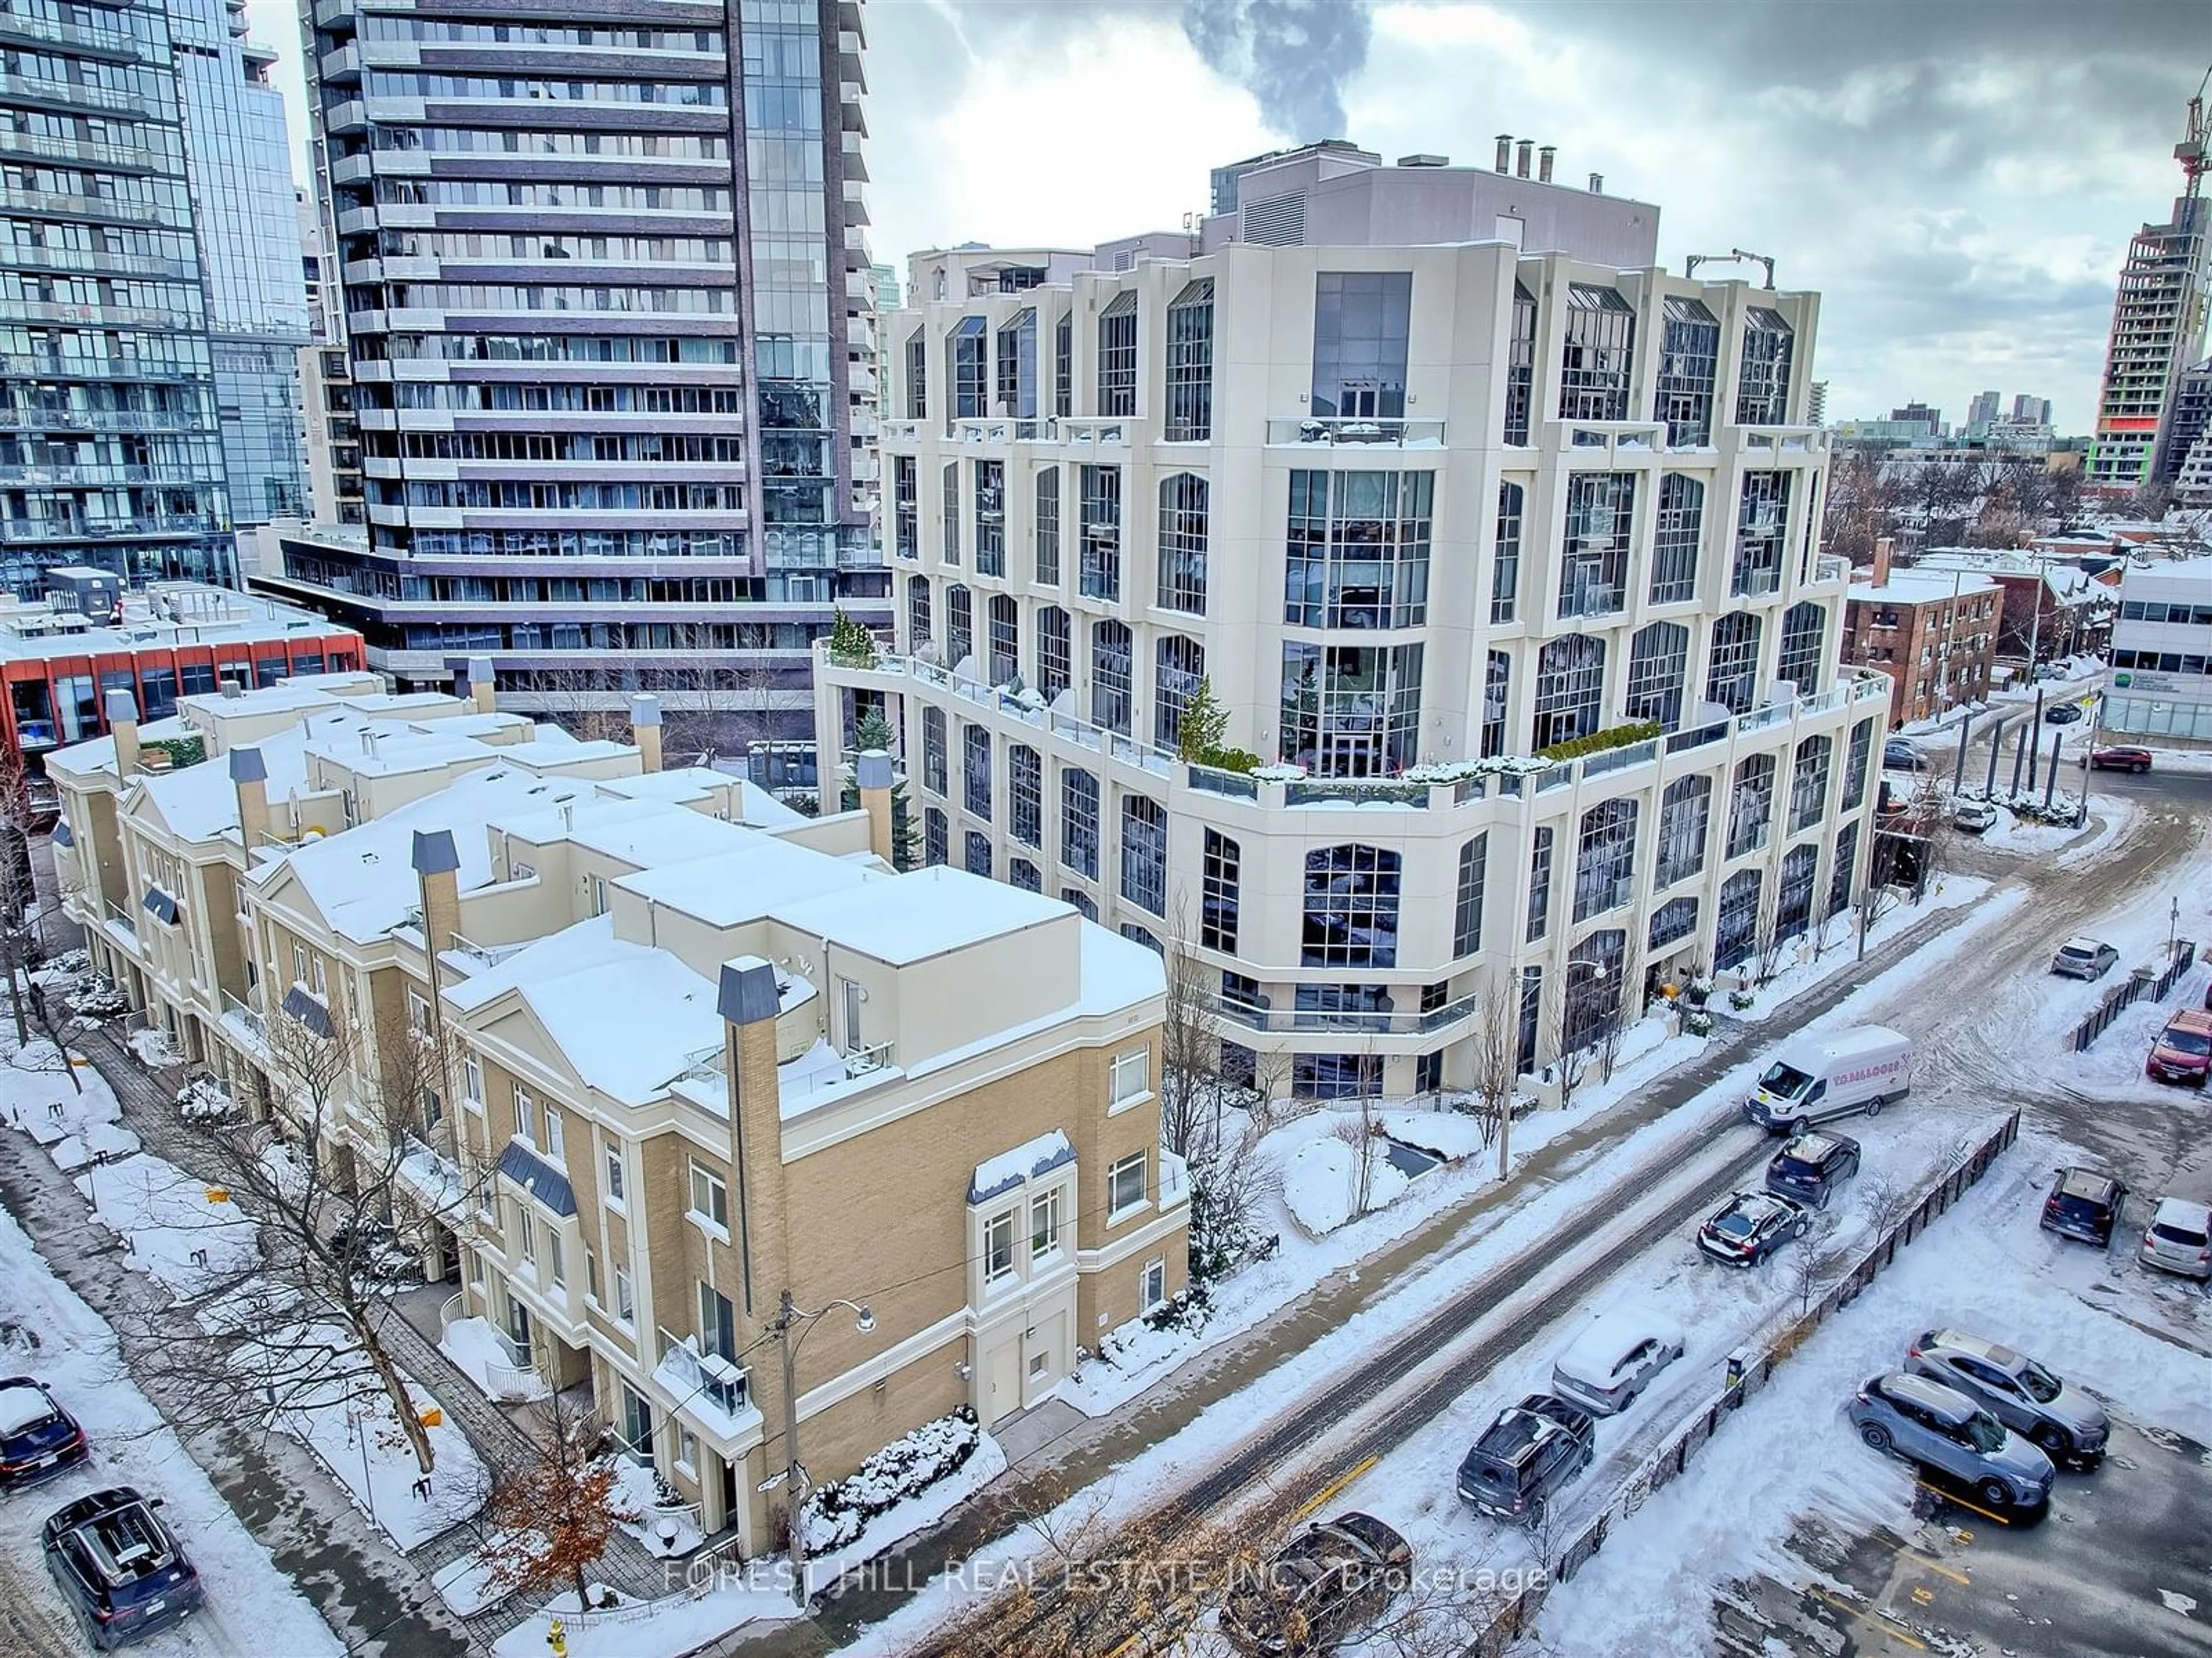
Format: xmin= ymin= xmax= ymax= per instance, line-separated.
xmin=0 ymin=1202 xmax=342 ymax=1657
xmin=256 ymin=1328 xmax=489 ymax=1548
xmin=5 ymin=1037 xmax=124 ymax=1144
xmin=74 ymin=1150 xmax=259 ymax=1296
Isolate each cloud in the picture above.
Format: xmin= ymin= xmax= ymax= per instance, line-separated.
xmin=1181 ymin=0 xmax=1376 ymax=141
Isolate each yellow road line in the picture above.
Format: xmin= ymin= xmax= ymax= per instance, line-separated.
xmin=1291 ymin=1452 xmax=1379 ymax=1522
xmin=1866 ymin=1530 xmax=1972 ymax=1585
xmin=1809 ymin=1587 xmax=1929 ymax=1651
xmin=1914 ymin=1480 xmax=2022 ymax=1528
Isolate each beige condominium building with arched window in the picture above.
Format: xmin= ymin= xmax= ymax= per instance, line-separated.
xmin=815 ymin=213 xmax=1889 ymax=1100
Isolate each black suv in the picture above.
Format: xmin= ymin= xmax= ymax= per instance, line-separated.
xmin=2041 ymin=1167 xmax=2126 ymax=1248
xmin=1764 ymin=1130 xmax=1862 ymax=1209
xmin=41 ymin=1486 xmax=203 ymax=1649
xmin=1457 ymin=1392 xmax=1596 ymax=1524
xmin=0 ymin=1377 xmax=88 ymax=1490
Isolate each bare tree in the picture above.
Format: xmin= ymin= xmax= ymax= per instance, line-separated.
xmin=1544 ymin=975 xmax=1591 ymax=1112
xmin=1461 ymin=973 xmax=1521 ymax=1183
xmin=1785 ymin=1214 xmax=1835 ymax=1318
xmin=1332 ymin=1097 xmax=1379 ymax=1220
xmin=1156 ymin=906 xmax=1218 ymax=1162
xmin=132 ymin=1002 xmax=488 ymax=1475
xmin=1858 ymin=1170 xmax=1915 ymax=1244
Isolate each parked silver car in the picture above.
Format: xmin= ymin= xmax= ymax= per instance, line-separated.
xmin=1906 ymin=1330 xmax=2109 ymax=1466
xmin=2050 ymin=937 xmax=2119 ymax=980
xmin=1550 ymin=1306 xmax=1685 ymax=1417
xmin=2141 ymin=1196 xmax=2212 ymax=1281
xmin=1848 ymin=1372 xmax=2055 ymax=1508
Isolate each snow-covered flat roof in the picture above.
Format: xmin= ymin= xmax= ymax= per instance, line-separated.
xmin=1849 ymin=569 xmax=2001 ymax=604
xmin=774 ymin=865 xmax=1070 ymax=965
xmin=969 ymin=1129 xmax=1075 ymax=1204
xmin=620 ymin=834 xmax=879 ymax=926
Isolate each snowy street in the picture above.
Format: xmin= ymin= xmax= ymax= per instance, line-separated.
xmin=749 ymin=760 xmax=2212 ymax=1658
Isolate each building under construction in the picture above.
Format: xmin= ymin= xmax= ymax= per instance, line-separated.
xmin=2087 ymin=73 xmax=2211 ymax=495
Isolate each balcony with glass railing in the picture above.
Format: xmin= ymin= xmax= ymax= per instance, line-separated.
xmin=1266 ymin=414 xmax=1448 ymax=447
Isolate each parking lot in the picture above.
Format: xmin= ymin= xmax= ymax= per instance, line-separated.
xmin=1781 ymin=1412 xmax=2212 ymax=1657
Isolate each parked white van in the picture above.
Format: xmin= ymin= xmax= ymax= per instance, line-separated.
xmin=1743 ymin=1026 xmax=1914 ymax=1135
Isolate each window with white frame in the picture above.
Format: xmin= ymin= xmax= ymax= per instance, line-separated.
xmin=292 ymin=943 xmax=307 ymax=984
xmin=309 ymin=956 xmax=327 ymax=997
xmin=1108 ymin=1152 xmax=1147 ymax=1218
xmin=513 ymin=1085 xmax=536 ymax=1146
xmin=1109 ymin=1048 xmax=1150 ymax=1107
xmin=584 ymin=1248 xmax=599 ymax=1303
xmin=983 ymin=1210 xmax=1016 ymax=1281
xmin=1031 ymin=1187 xmax=1064 ymax=1258
xmin=547 ymin=1231 xmax=565 ymax=1287
xmin=1142 ymin=1258 xmax=1167 ymax=1311
xmin=604 ymin=1143 xmax=625 ymax=1205
xmin=543 ymin=1109 xmax=565 ymax=1163
xmin=614 ymin=1264 xmax=634 ymax=1324
xmin=463 ymin=1057 xmax=484 ymax=1110
xmin=688 ymin=1161 xmax=729 ymax=1231
xmin=515 ymin=1205 xmax=536 ymax=1263
xmin=407 ymin=990 xmax=431 ymax=1035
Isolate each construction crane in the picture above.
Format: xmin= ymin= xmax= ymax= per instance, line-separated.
xmin=2179 ymin=64 xmax=2209 ymax=199
xmin=1683 ymin=248 xmax=1776 ymax=288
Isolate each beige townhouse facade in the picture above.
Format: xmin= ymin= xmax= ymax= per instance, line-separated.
xmin=48 ymin=673 xmax=1185 ymax=1555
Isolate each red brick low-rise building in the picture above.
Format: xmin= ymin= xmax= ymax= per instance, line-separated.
xmin=1 ymin=581 xmax=362 ymax=764
xmin=1843 ymin=540 xmax=2002 ymax=727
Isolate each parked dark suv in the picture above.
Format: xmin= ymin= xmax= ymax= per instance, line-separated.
xmin=2041 ymin=1168 xmax=2126 ymax=1248
xmin=1456 ymin=1392 xmax=1596 ymax=1524
xmin=1764 ymin=1130 xmax=1862 ymax=1209
xmin=41 ymin=1486 xmax=203 ymax=1649
xmin=0 ymin=1377 xmax=88 ymax=1490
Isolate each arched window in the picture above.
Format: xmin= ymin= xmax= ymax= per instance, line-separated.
xmin=1534 ymin=633 xmax=1606 ymax=748
xmin=1302 ymin=845 xmax=1401 ymax=968
xmin=1154 ymin=635 xmax=1205 ymax=751
xmin=1705 ymin=611 xmax=1762 ymax=715
xmin=1777 ymin=601 xmax=1827 ymax=696
xmin=1091 ymin=620 xmax=1132 ymax=734
xmin=1655 ymin=774 xmax=1710 ymax=887
xmin=1715 ymin=869 xmax=1762 ymax=970
xmin=1573 ymin=798 xmax=1639 ymax=922
xmin=1157 ymin=473 xmax=1209 ymax=614
xmin=1625 ymin=622 xmax=1690 ymax=729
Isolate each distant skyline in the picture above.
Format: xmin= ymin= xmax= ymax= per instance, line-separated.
xmin=247 ymin=0 xmax=2209 ymax=434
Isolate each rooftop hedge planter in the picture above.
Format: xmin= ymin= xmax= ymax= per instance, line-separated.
xmin=1536 ymin=720 xmax=1664 ymax=765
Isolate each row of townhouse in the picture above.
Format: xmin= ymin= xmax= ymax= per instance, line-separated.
xmin=815 ymin=239 xmax=1892 ymax=1097
xmin=49 ymin=669 xmax=1185 ymax=1553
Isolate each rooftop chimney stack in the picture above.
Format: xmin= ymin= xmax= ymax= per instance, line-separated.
xmin=466 ymin=655 xmax=496 ymax=716
xmin=1515 ymin=139 xmax=1533 ymax=179
xmin=1538 ymin=145 xmax=1556 ymax=184
xmin=230 ymin=745 xmax=271 ymax=850
xmin=411 ymin=827 xmax=462 ymax=958
xmin=630 ymin=693 xmax=662 ymax=773
xmin=718 ymin=956 xmax=792 ymax=1317
xmin=104 ymin=688 xmax=140 ymax=778
xmin=856 ymin=749 xmax=896 ymax=866
xmin=1873 ymin=535 xmax=1895 ymax=588
xmin=1588 ymin=172 xmax=1604 ymax=194
xmin=1494 ymin=134 xmax=1513 ymax=173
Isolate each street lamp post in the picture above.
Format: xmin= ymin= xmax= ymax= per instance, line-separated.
xmin=768 ymin=1291 xmax=874 ymax=1610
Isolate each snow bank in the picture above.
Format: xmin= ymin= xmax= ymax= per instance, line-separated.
xmin=804 ymin=1430 xmax=1009 ymax=1600
xmin=1374 ymin=1111 xmax=1487 ymax=1161
xmin=1281 ymin=1132 xmax=1410 ymax=1237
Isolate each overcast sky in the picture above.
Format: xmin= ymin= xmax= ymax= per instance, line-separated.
xmin=249 ymin=0 xmax=2209 ymax=431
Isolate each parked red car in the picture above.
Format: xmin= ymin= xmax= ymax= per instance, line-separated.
xmin=2083 ymin=745 xmax=2153 ymax=773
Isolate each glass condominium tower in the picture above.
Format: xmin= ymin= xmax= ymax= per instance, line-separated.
xmin=290 ymin=0 xmax=888 ymax=747
xmin=0 ymin=0 xmax=300 ymax=591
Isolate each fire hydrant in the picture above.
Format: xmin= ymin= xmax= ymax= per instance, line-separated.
xmin=546 ymin=1617 xmax=567 ymax=1657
